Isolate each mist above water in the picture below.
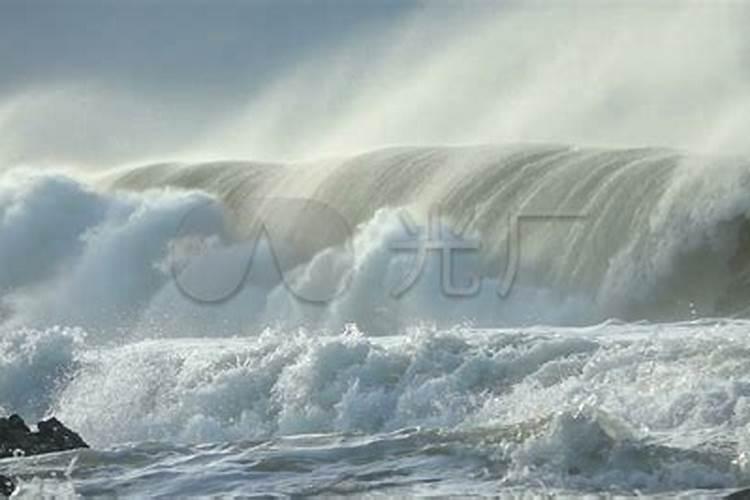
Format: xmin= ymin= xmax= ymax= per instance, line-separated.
xmin=0 ymin=2 xmax=749 ymax=168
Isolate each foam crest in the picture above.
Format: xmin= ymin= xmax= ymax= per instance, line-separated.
xmin=4 ymin=144 xmax=750 ymax=336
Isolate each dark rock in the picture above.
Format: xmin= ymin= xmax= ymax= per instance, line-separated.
xmin=0 ymin=414 xmax=88 ymax=459
xmin=0 ymin=475 xmax=13 ymax=497
xmin=36 ymin=417 xmax=89 ymax=455
xmin=726 ymin=488 xmax=750 ymax=500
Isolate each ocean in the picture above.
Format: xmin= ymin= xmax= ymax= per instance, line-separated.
xmin=2 ymin=145 xmax=750 ymax=497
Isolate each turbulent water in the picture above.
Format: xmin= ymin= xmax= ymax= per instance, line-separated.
xmin=3 ymin=144 xmax=750 ymax=497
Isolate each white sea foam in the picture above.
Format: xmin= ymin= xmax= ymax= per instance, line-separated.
xmin=2 ymin=147 xmax=750 ymax=495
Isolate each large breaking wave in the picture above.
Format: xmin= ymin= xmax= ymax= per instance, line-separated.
xmin=2 ymin=143 xmax=750 ymax=338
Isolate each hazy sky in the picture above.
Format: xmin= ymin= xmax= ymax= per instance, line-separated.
xmin=1 ymin=1 xmax=749 ymax=168
xmin=0 ymin=1 xmax=424 ymax=166
xmin=0 ymin=1 xmax=416 ymax=95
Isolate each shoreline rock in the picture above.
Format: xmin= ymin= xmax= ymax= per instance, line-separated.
xmin=0 ymin=414 xmax=89 ymax=496
xmin=0 ymin=414 xmax=88 ymax=459
xmin=0 ymin=475 xmax=12 ymax=497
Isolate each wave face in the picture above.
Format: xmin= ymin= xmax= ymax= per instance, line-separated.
xmin=98 ymin=144 xmax=750 ymax=330
xmin=0 ymin=144 xmax=749 ymax=338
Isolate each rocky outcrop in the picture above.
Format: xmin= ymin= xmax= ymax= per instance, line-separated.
xmin=0 ymin=475 xmax=12 ymax=497
xmin=0 ymin=414 xmax=88 ymax=459
xmin=0 ymin=415 xmax=89 ymax=496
